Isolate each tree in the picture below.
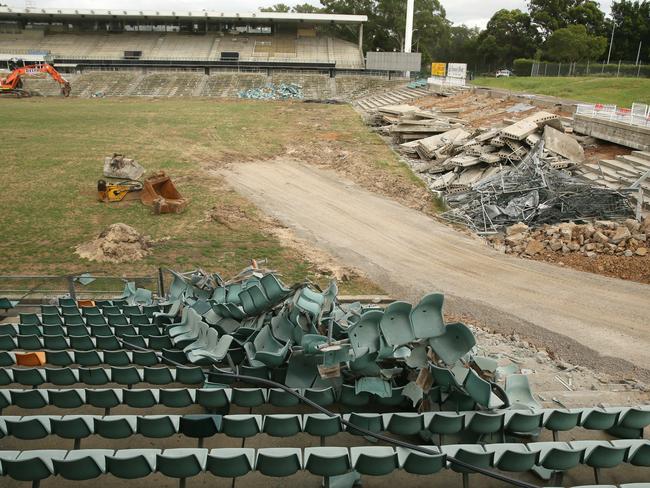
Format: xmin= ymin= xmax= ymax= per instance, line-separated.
xmin=610 ymin=0 xmax=650 ymax=63
xmin=543 ymin=24 xmax=607 ymax=61
xmin=320 ymin=0 xmax=449 ymax=67
xmin=476 ymin=9 xmax=539 ymax=67
xmin=528 ymin=0 xmax=606 ymax=37
xmin=260 ymin=4 xmax=293 ymax=12
xmin=293 ymin=3 xmax=322 ymax=12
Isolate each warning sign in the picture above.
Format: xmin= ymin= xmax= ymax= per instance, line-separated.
xmin=447 ymin=63 xmax=468 ymax=79
xmin=430 ymin=62 xmax=446 ymax=77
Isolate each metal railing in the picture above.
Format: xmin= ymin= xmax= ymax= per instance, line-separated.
xmin=575 ymin=102 xmax=650 ymax=128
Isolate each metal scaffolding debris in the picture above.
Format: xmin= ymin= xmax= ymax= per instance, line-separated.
xmin=441 ymin=143 xmax=635 ymax=233
xmin=238 ymin=82 xmax=303 ymax=100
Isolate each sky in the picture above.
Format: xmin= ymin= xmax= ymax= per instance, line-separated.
xmin=6 ymin=0 xmax=615 ymax=29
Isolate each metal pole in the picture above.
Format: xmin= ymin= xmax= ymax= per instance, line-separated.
xmin=617 ymin=59 xmax=621 ymax=77
xmin=636 ymin=41 xmax=642 ymax=66
xmin=404 ymin=0 xmax=414 ymax=78
xmin=586 ymin=59 xmax=590 ymax=75
xmin=607 ymin=23 xmax=616 ymax=65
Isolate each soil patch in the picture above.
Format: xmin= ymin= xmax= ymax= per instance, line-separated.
xmin=75 ymin=223 xmax=153 ymax=263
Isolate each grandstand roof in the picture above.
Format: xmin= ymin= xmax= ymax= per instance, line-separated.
xmin=0 ymin=6 xmax=367 ymax=24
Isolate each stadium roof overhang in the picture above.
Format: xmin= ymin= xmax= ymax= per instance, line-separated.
xmin=0 ymin=6 xmax=367 ymax=24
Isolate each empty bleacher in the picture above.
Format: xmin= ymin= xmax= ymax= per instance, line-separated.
xmin=0 ymin=30 xmax=364 ymax=67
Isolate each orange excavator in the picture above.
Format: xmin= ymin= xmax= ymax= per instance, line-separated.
xmin=0 ymin=61 xmax=71 ymax=98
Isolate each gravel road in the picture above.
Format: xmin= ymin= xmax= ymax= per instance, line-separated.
xmin=224 ymin=160 xmax=650 ymax=380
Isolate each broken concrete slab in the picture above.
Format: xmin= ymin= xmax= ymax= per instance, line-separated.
xmin=544 ymin=126 xmax=585 ymax=163
xmin=103 ymin=154 xmax=145 ymax=181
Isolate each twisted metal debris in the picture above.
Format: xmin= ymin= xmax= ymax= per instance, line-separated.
xmin=441 ymin=143 xmax=635 ymax=233
xmin=238 ymin=82 xmax=303 ymax=100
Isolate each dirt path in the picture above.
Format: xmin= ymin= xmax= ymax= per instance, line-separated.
xmin=224 ymin=160 xmax=650 ymax=380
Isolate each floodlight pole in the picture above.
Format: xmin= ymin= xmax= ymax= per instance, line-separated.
xmin=606 ymin=22 xmax=615 ymax=65
xmin=404 ymin=0 xmax=414 ymax=77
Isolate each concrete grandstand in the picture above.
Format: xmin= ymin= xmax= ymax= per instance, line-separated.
xmin=0 ymin=7 xmax=366 ymax=71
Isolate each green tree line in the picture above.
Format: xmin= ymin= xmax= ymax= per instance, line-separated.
xmin=260 ymin=0 xmax=650 ymax=71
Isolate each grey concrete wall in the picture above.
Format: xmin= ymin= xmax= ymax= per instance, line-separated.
xmin=365 ymin=52 xmax=421 ymax=71
xmin=573 ymin=114 xmax=650 ymax=150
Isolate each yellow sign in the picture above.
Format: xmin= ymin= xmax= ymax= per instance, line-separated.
xmin=431 ymin=62 xmax=446 ymax=76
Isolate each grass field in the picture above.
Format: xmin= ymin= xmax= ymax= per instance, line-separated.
xmin=472 ymin=76 xmax=650 ymax=106
xmin=0 ymin=97 xmax=419 ymax=294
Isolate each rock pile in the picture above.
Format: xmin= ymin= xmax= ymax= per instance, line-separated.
xmin=492 ymin=218 xmax=649 ymax=258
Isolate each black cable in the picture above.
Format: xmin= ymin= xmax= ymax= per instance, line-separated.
xmin=115 ymin=335 xmax=541 ymax=488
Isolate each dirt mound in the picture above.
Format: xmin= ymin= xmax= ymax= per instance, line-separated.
xmin=76 ymin=223 xmax=152 ymax=263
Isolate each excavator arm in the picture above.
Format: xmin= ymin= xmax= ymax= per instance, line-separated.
xmin=0 ymin=62 xmax=71 ymax=97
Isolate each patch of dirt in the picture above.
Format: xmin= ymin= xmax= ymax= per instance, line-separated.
xmin=75 ymin=223 xmax=153 ymax=263
xmin=206 ymin=203 xmax=251 ymax=230
xmin=268 ymin=224 xmax=360 ymax=282
xmin=284 ymin=143 xmax=436 ymax=214
xmin=532 ymin=252 xmax=650 ymax=284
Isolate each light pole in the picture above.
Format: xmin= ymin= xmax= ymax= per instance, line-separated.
xmin=404 ymin=0 xmax=414 ymax=77
xmin=606 ymin=21 xmax=616 ymax=65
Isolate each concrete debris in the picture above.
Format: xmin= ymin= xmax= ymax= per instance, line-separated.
xmin=491 ymin=217 xmax=650 ymax=258
xmin=103 ymin=153 xmax=145 ymax=181
xmin=237 ymin=82 xmax=303 ymax=100
xmin=543 ymin=125 xmax=585 ymax=162
xmin=75 ymin=223 xmax=152 ymax=263
xmin=441 ymin=143 xmax=635 ymax=233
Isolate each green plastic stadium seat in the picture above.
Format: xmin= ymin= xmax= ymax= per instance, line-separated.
xmin=379 ymin=301 xmax=415 ymax=346
xmin=10 ymin=389 xmax=48 ymax=409
xmin=108 ymin=314 xmax=130 ymax=327
xmin=0 ymin=324 xmax=17 ymax=337
xmin=19 ymin=313 xmax=41 ymax=326
xmin=94 ymin=415 xmax=136 ymax=439
xmin=442 ymin=444 xmax=493 ymax=488
xmin=75 ymin=350 xmax=103 ymax=366
xmin=262 ymin=414 xmax=302 ymax=437
xmin=143 ymin=366 xmax=174 ymax=384
xmin=348 ymin=310 xmax=383 ymax=357
xmin=156 ymin=448 xmax=207 ymax=481
xmin=5 ymin=415 xmax=51 ymax=439
xmin=428 ymin=322 xmax=476 ymax=366
xmin=18 ymin=324 xmax=41 ymax=336
xmin=350 ymin=446 xmax=398 ymax=475
xmin=383 ymin=412 xmax=424 ymax=436
xmin=113 ymin=324 xmax=137 ymax=337
xmin=13 ymin=367 xmax=46 ymax=386
xmin=610 ymin=406 xmax=650 ymax=438
xmin=256 ymin=448 xmax=302 ymax=477
xmin=86 ymin=314 xmax=107 ymax=326
xmin=339 ymin=383 xmax=369 ymax=407
xmin=45 ymin=351 xmax=78 ymax=366
xmin=41 ymin=305 xmax=59 ymax=314
xmin=0 ymin=335 xmax=16 ymax=350
xmin=123 ymin=389 xmax=159 ymax=408
xmin=19 ymin=334 xmax=44 ymax=350
xmin=0 ymin=351 xmax=14 ymax=367
xmin=179 ymin=414 xmax=221 ymax=447
xmin=410 ymin=293 xmax=446 ymax=339
xmin=466 ymin=411 xmax=505 ymax=438
xmin=528 ymin=441 xmax=585 ymax=484
xmin=79 ymin=367 xmax=110 ymax=385
xmin=206 ymin=448 xmax=254 ymax=478
xmin=59 ymin=298 xmax=76 ymax=307
xmin=426 ymin=412 xmax=465 ymax=445
xmin=86 ymin=388 xmax=122 ymax=414
xmin=543 ymin=409 xmax=582 ymax=441
xmin=1 ymin=449 xmax=66 ymax=483
xmin=64 ymin=315 xmax=85 ymax=326
xmin=612 ymin=439 xmax=650 ymax=466
xmin=81 ymin=307 xmax=101 ymax=317
xmin=196 ymin=387 xmax=230 ymax=413
xmin=231 ymin=387 xmax=267 ymax=408
xmin=111 ymin=366 xmax=143 ymax=387
xmin=397 ymin=446 xmax=446 ymax=475
xmin=42 ymin=313 xmax=63 ymax=326
xmin=504 ymin=410 xmax=543 ymax=436
xmin=570 ymin=440 xmax=628 ymax=483
xmin=260 ymin=273 xmax=292 ymax=303
xmin=104 ymin=350 xmax=132 ymax=366
xmin=160 ymin=388 xmax=195 ymax=408
xmin=463 ymin=368 xmax=505 ymax=410
xmin=269 ymin=387 xmax=300 ymax=407
xmin=53 ymin=449 xmax=112 ymax=480
xmin=137 ymin=415 xmax=179 ymax=438
xmin=89 ymin=324 xmax=111 ymax=336
xmin=133 ymin=350 xmax=159 ymax=366
xmin=149 ymin=335 xmax=173 ymax=350
xmin=69 ymin=335 xmax=95 ymax=351
xmin=304 ymin=387 xmax=336 ymax=407
xmin=45 ymin=367 xmax=79 ymax=386
xmin=95 ymin=335 xmax=121 ymax=350
xmin=107 ymin=448 xmax=161 ymax=479
xmin=51 ymin=415 xmax=94 ymax=449
xmin=505 ymin=374 xmax=541 ymax=409
xmin=43 ymin=324 xmax=64 ymax=336
xmin=484 ymin=443 xmax=538 ymax=472
xmin=581 ymin=408 xmax=620 ymax=431
xmin=221 ymin=414 xmax=262 ymax=438
xmin=49 ymin=389 xmax=85 ymax=409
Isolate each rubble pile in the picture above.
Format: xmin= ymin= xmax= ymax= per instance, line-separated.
xmin=441 ymin=144 xmax=635 ymax=233
xmin=75 ymin=223 xmax=153 ymax=263
xmin=387 ymin=107 xmax=587 ymax=194
xmin=493 ymin=218 xmax=649 ymax=258
xmin=238 ymin=82 xmax=303 ymax=100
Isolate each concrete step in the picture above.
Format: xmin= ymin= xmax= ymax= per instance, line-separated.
xmin=578 ymin=167 xmax=620 ymax=187
xmin=616 ymin=154 xmax=650 ymax=171
xmin=598 ymin=159 xmax=644 ymax=178
xmin=583 ymin=162 xmax=634 ymax=184
xmin=632 ymin=150 xmax=650 ymax=162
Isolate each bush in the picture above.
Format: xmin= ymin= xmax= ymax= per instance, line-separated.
xmin=513 ymin=59 xmax=535 ymax=76
xmin=512 ymin=58 xmax=650 ymax=78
